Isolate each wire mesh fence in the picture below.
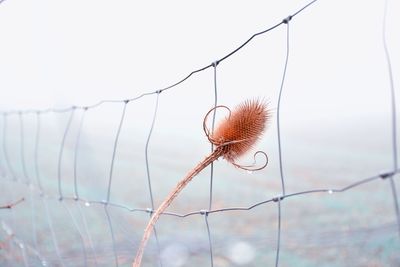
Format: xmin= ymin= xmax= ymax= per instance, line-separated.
xmin=1 ymin=0 xmax=399 ymax=266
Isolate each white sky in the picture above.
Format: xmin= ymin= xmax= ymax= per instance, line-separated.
xmin=0 ymin=0 xmax=398 ymax=118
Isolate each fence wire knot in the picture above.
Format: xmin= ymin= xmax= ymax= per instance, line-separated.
xmin=380 ymin=171 xmax=394 ymax=179
xmin=273 ymin=196 xmax=284 ymax=202
xmin=200 ymin=209 xmax=209 ymax=216
xmin=282 ymin=15 xmax=292 ymax=24
xmin=146 ymin=208 xmax=154 ymax=214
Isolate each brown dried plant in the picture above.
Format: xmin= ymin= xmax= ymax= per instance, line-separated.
xmin=0 ymin=198 xmax=24 ymax=209
xmin=133 ymin=99 xmax=270 ymax=267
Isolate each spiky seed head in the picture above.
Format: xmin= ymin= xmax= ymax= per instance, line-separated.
xmin=211 ymin=99 xmax=269 ymax=163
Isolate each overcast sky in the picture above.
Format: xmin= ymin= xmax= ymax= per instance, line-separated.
xmin=0 ymin=0 xmax=398 ymax=113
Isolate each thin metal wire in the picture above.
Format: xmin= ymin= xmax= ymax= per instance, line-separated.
xmin=62 ymin=201 xmax=88 ymax=267
xmin=2 ymin=115 xmax=16 ymax=180
xmin=103 ymin=102 xmax=128 ymax=267
xmin=2 ymin=170 xmax=399 ymax=264
xmin=34 ymin=113 xmax=43 ymax=192
xmin=145 ymin=94 xmax=159 ymax=211
xmin=204 ymin=61 xmax=218 ymax=267
xmin=204 ymin=213 xmax=214 ymax=267
xmin=382 ymin=0 xmax=400 ymax=237
xmin=104 ymin=205 xmax=119 ymax=267
xmin=29 ymin=187 xmax=38 ymax=250
xmin=22 ymin=237 xmax=47 ymax=266
xmin=276 ymin=22 xmax=290 ymax=197
xmin=0 ymin=0 xmax=319 ymax=117
xmin=21 ymin=237 xmax=46 ymax=266
xmin=5 ymin=182 xmax=18 ymax=257
xmin=77 ymin=201 xmax=99 ymax=266
xmin=19 ymin=113 xmax=30 ymax=184
xmin=19 ymin=241 xmax=29 ymax=267
xmin=106 ymin=102 xmax=128 ymax=203
xmin=31 ymin=113 xmax=64 ymax=266
xmin=6 ymin=169 xmax=398 ymax=219
xmin=0 ymin=227 xmax=47 ymax=267
xmin=57 ymin=109 xmax=75 ymax=200
xmin=73 ymin=109 xmax=87 ymax=199
xmin=291 ymin=0 xmax=318 ymax=18
xmin=71 ymin=108 xmax=99 ymax=266
xmin=275 ymin=198 xmax=281 ymax=267
xmin=144 ymin=93 xmax=163 ymax=267
xmin=209 ymin=62 xmax=218 ymax=211
xmin=42 ymin=197 xmax=65 ymax=267
xmin=273 ymin=21 xmax=290 ymax=267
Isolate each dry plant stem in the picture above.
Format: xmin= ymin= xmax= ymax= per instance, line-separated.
xmin=133 ymin=99 xmax=268 ymax=266
xmin=133 ymin=149 xmax=223 ymax=267
xmin=0 ymin=198 xmax=25 ymax=209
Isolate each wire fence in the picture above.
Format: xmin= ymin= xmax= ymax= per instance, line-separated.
xmin=1 ymin=0 xmax=399 ymax=266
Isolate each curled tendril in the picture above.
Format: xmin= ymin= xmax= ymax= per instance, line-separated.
xmin=203 ymin=105 xmax=231 ymax=145
xmin=203 ymin=105 xmax=269 ymax=172
xmin=231 ymin=150 xmax=268 ymax=171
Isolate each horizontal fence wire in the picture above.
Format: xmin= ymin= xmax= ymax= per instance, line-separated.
xmin=0 ymin=0 xmax=399 ymax=266
xmin=0 ymin=0 xmax=317 ymax=116
xmin=1 ymin=169 xmax=399 ymax=218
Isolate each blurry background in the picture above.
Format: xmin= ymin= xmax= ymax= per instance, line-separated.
xmin=0 ymin=0 xmax=400 ymax=266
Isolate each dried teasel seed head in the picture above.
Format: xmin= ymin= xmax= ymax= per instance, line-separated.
xmin=211 ymin=99 xmax=269 ymax=163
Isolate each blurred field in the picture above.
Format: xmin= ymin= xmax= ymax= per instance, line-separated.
xmin=1 ymin=109 xmax=399 ymax=267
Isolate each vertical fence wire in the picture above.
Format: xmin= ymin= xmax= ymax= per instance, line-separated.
xmin=19 ymin=242 xmax=29 ymax=267
xmin=2 ymin=114 xmax=16 ymax=180
xmin=77 ymin=202 xmax=98 ymax=266
xmin=18 ymin=113 xmax=29 ymax=184
xmin=276 ymin=21 xmax=290 ymax=198
xmin=2 ymin=115 xmax=22 ymax=262
xmin=19 ymin=113 xmax=40 ymax=257
xmin=33 ymin=112 xmax=63 ymax=266
xmin=145 ymin=94 xmax=159 ymax=210
xmin=62 ymin=201 xmax=88 ymax=267
xmin=29 ymin=187 xmax=38 ymax=251
xmin=72 ymin=108 xmax=99 ymax=265
xmin=204 ymin=213 xmax=214 ymax=267
xmin=144 ymin=92 xmax=163 ymax=267
xmin=274 ymin=19 xmax=291 ymax=267
xmin=204 ymin=62 xmax=219 ymax=267
xmin=35 ymin=112 xmax=63 ymax=266
xmin=57 ymin=109 xmax=75 ymax=200
xmin=208 ymin=62 xmax=218 ymax=211
xmin=34 ymin=113 xmax=43 ymax=192
xmin=382 ymin=0 xmax=400 ymax=237
xmin=275 ymin=197 xmax=282 ymax=267
xmin=6 ymin=181 xmax=20 ymax=263
xmin=54 ymin=106 xmax=89 ymax=264
xmin=105 ymin=101 xmax=129 ymax=266
xmin=73 ymin=108 xmax=86 ymax=200
xmin=104 ymin=205 xmax=119 ymax=267
xmin=106 ymin=102 xmax=128 ymax=203
xmin=42 ymin=197 xmax=65 ymax=267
